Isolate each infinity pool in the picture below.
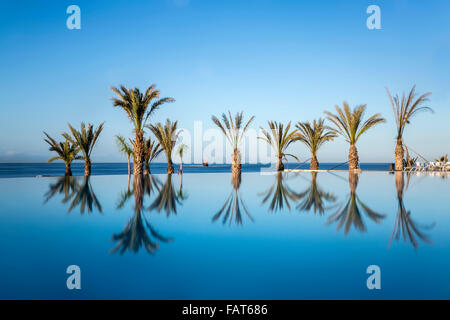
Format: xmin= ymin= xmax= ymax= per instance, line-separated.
xmin=0 ymin=171 xmax=449 ymax=299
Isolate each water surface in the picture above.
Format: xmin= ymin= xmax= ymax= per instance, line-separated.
xmin=0 ymin=171 xmax=449 ymax=299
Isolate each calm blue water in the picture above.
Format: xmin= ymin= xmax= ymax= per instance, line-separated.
xmin=0 ymin=171 xmax=449 ymax=299
xmin=0 ymin=162 xmax=390 ymax=178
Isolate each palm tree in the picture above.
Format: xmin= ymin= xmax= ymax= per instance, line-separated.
xmin=177 ymin=143 xmax=188 ymax=174
xmin=386 ymin=86 xmax=432 ymax=171
xmin=211 ymin=111 xmax=255 ymax=176
xmin=111 ymin=85 xmax=174 ymax=176
xmin=115 ymin=135 xmax=133 ymax=177
xmin=325 ymin=103 xmax=385 ymax=170
xmin=144 ymin=137 xmax=163 ymax=175
xmin=147 ymin=119 xmax=180 ymax=174
xmin=212 ymin=171 xmax=253 ymax=226
xmin=326 ymin=172 xmax=385 ymax=234
xmin=389 ymin=172 xmax=434 ymax=250
xmin=63 ymin=122 xmax=104 ymax=176
xmin=43 ymin=133 xmax=81 ymax=176
xmin=259 ymin=172 xmax=301 ymax=212
xmin=259 ymin=121 xmax=299 ymax=171
xmin=295 ymin=119 xmax=337 ymax=170
xmin=296 ymin=172 xmax=337 ymax=215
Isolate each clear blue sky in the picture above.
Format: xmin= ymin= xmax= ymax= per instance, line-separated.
xmin=0 ymin=0 xmax=449 ymax=163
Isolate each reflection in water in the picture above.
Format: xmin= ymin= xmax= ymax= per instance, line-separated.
xmin=44 ymin=176 xmax=102 ymax=214
xmin=296 ymin=172 xmax=337 ymax=215
xmin=111 ymin=174 xmax=173 ymax=255
xmin=212 ymin=172 xmax=253 ymax=226
xmin=260 ymin=172 xmax=301 ymax=212
xmin=149 ymin=174 xmax=186 ymax=216
xmin=389 ymin=172 xmax=434 ymax=250
xmin=327 ymin=172 xmax=385 ymax=234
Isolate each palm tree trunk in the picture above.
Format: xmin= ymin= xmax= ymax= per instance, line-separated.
xmin=84 ymin=160 xmax=91 ymax=176
xmin=310 ymin=155 xmax=319 ymax=170
xmin=133 ymin=131 xmax=144 ymax=176
xmin=167 ymin=159 xmax=174 ymax=174
xmin=144 ymin=161 xmax=149 ymax=175
xmin=180 ymin=158 xmax=183 ymax=174
xmin=277 ymin=155 xmax=284 ymax=171
xmin=65 ymin=164 xmax=72 ymax=176
xmin=127 ymin=156 xmax=131 ymax=177
xmin=395 ymin=138 xmax=404 ymax=171
xmin=231 ymin=148 xmax=241 ymax=175
xmin=348 ymin=144 xmax=359 ymax=170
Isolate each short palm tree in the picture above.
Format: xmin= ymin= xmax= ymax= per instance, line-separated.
xmin=259 ymin=121 xmax=299 ymax=171
xmin=295 ymin=118 xmax=337 ymax=170
xmin=386 ymin=86 xmax=432 ymax=171
xmin=325 ymin=103 xmax=385 ymax=170
xmin=63 ymin=122 xmax=104 ymax=176
xmin=177 ymin=143 xmax=188 ymax=174
xmin=144 ymin=137 xmax=162 ymax=175
xmin=115 ymin=135 xmax=133 ymax=177
xmin=43 ymin=132 xmax=81 ymax=176
xmin=211 ymin=111 xmax=255 ymax=175
xmin=111 ymin=85 xmax=174 ymax=176
xmin=147 ymin=119 xmax=180 ymax=174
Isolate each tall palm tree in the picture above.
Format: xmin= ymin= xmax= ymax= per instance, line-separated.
xmin=43 ymin=133 xmax=81 ymax=176
xmin=212 ymin=171 xmax=253 ymax=226
xmin=326 ymin=172 xmax=385 ymax=234
xmin=295 ymin=119 xmax=337 ymax=170
xmin=177 ymin=143 xmax=188 ymax=174
xmin=144 ymin=137 xmax=163 ymax=175
xmin=325 ymin=103 xmax=385 ymax=170
xmin=296 ymin=172 xmax=337 ymax=215
xmin=111 ymin=85 xmax=174 ymax=176
xmin=147 ymin=119 xmax=179 ymax=174
xmin=259 ymin=121 xmax=299 ymax=171
xmin=63 ymin=122 xmax=104 ymax=176
xmin=386 ymin=86 xmax=433 ymax=171
xmin=211 ymin=111 xmax=255 ymax=176
xmin=115 ymin=135 xmax=133 ymax=177
xmin=389 ymin=172 xmax=434 ymax=250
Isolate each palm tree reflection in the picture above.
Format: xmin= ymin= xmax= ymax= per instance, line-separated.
xmin=296 ymin=172 xmax=337 ymax=215
xmin=44 ymin=176 xmax=102 ymax=214
xmin=111 ymin=174 xmax=173 ymax=255
xmin=326 ymin=172 xmax=385 ymax=234
xmin=259 ymin=172 xmax=301 ymax=212
xmin=149 ymin=174 xmax=185 ymax=216
xmin=212 ymin=172 xmax=253 ymax=226
xmin=388 ymin=172 xmax=434 ymax=250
